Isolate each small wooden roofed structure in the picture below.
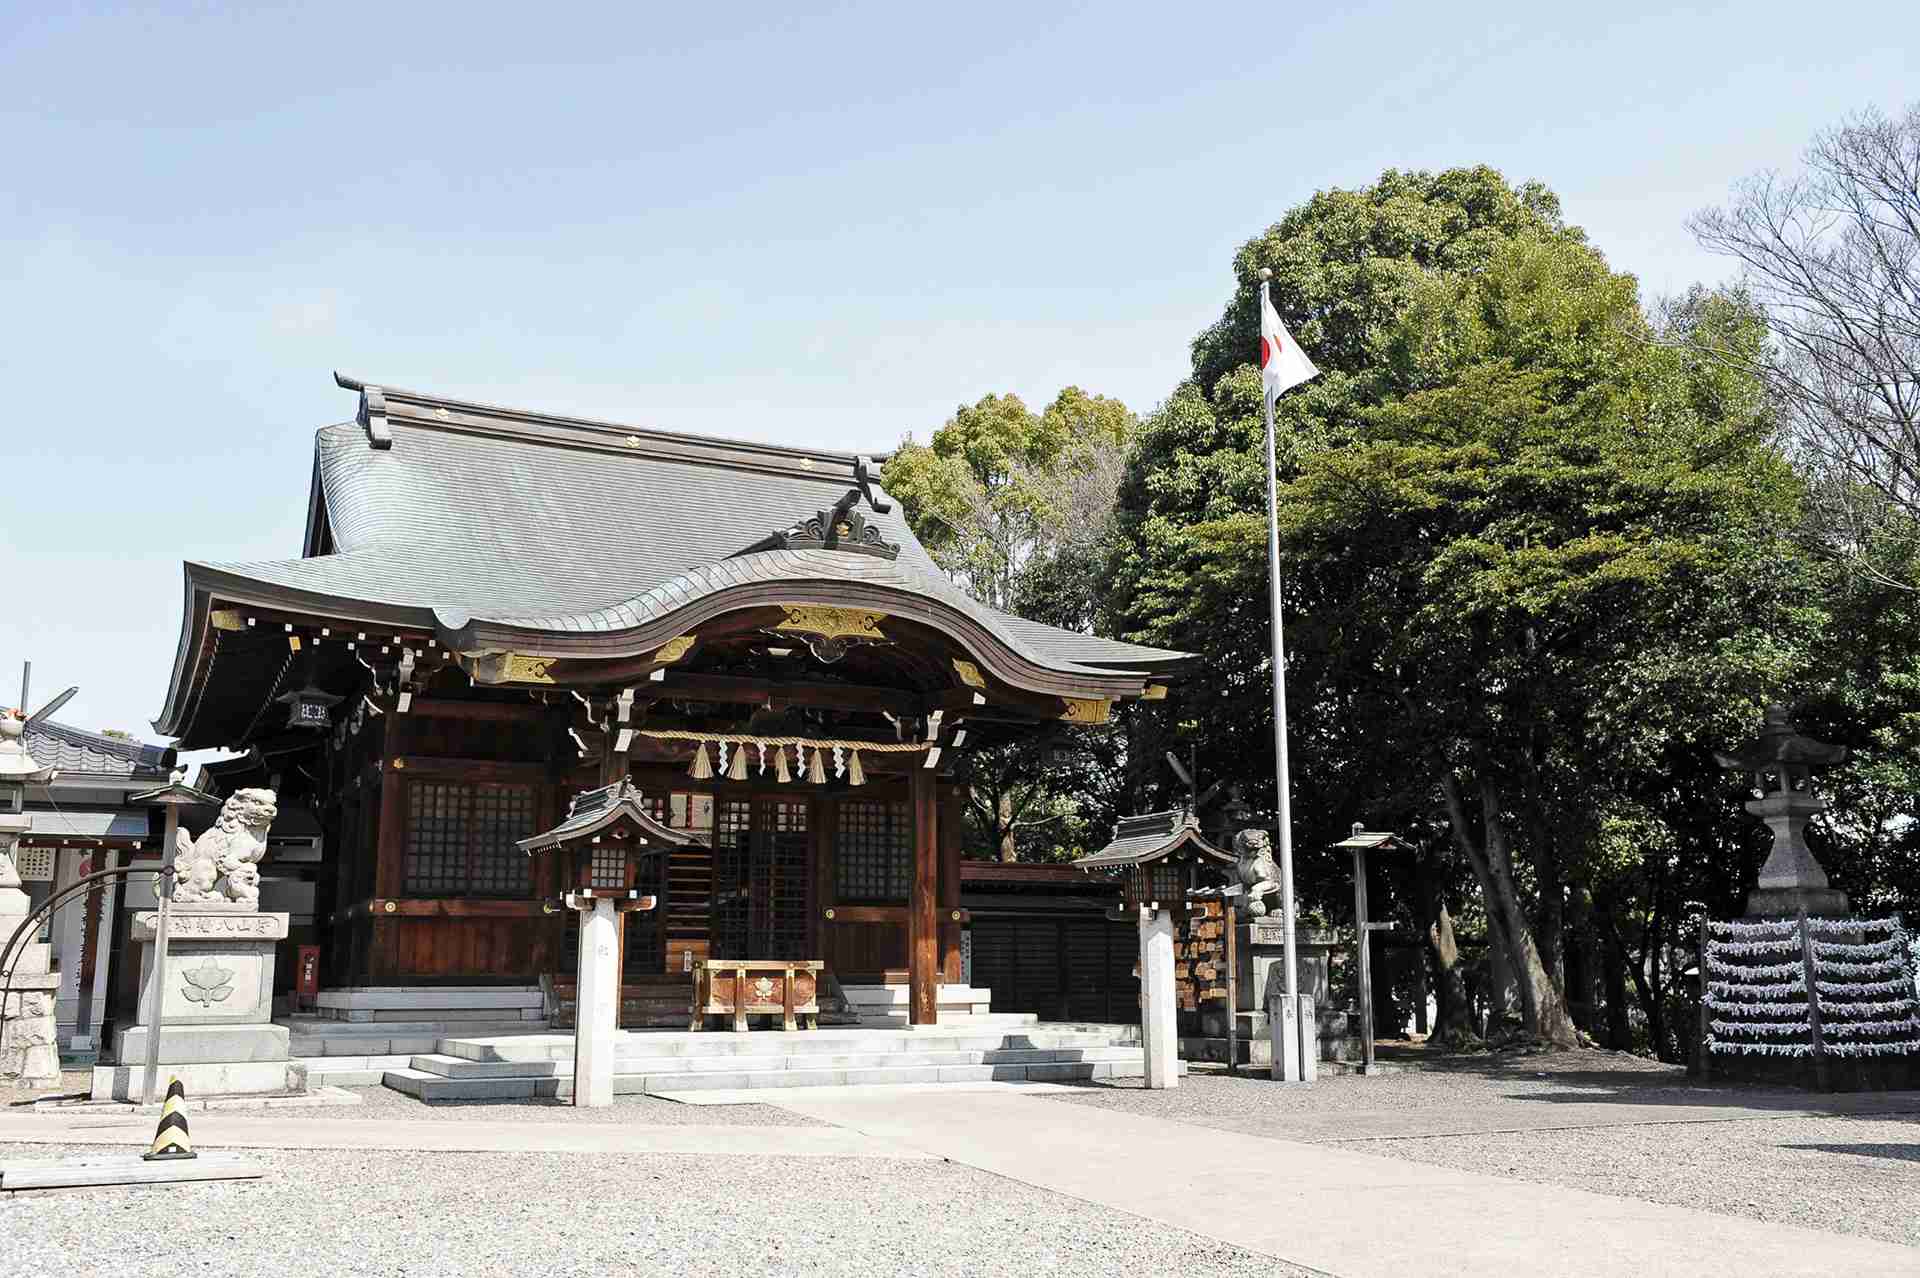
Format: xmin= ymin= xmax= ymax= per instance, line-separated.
xmin=147 ymin=374 xmax=1195 ymax=1026
xmin=519 ymin=779 xmax=699 ymax=902
xmin=1076 ymin=808 xmax=1235 ymax=913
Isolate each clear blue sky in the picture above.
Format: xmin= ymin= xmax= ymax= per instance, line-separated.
xmin=2 ymin=1 xmax=1913 ymax=742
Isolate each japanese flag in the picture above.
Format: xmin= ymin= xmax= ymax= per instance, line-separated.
xmin=1260 ymin=291 xmax=1319 ymax=404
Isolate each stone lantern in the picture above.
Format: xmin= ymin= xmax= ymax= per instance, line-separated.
xmin=518 ymin=781 xmax=696 ymax=1106
xmin=1716 ymin=704 xmax=1850 ymax=918
xmin=0 ymin=706 xmax=60 ymax=1085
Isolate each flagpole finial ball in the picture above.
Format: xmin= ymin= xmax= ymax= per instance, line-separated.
xmin=1259 ymin=267 xmax=1272 ymax=282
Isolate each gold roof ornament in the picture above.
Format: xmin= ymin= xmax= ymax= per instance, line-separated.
xmin=952 ymin=659 xmax=986 ymax=689
xmin=652 ymin=635 xmax=696 ymax=664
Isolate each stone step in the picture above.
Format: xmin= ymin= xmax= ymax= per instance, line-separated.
xmin=316 ymin=987 xmax=545 ymax=1010
xmin=403 ymin=1044 xmax=1148 ymax=1080
xmin=434 ymin=1029 xmax=1119 ymax=1064
xmin=285 ymin=1021 xmax=548 ymax=1058
xmin=381 ymin=1054 xmax=1177 ymax=1102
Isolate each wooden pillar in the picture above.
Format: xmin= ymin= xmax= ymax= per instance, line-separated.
xmin=939 ymin=784 xmax=963 ymax=984
xmin=908 ymin=765 xmax=939 ymax=1025
xmin=371 ymin=715 xmax=409 ymax=983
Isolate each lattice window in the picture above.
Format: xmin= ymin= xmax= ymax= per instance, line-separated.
xmin=709 ymin=798 xmax=754 ymax=960
xmin=757 ymin=799 xmax=810 ymax=961
xmin=589 ymin=844 xmax=627 ymax=888
xmin=14 ymin=846 xmax=54 ymax=883
xmin=404 ymin=781 xmax=534 ymax=897
xmin=835 ymin=800 xmax=910 ymax=903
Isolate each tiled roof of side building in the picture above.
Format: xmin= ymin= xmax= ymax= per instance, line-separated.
xmin=24 ymin=721 xmax=174 ymax=779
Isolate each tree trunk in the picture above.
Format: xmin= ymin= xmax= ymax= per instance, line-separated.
xmin=1436 ymin=767 xmax=1578 ymax=1047
xmin=1599 ymin=919 xmax=1634 ymax=1050
xmin=997 ymin=792 xmax=1017 ymax=862
xmin=1411 ymin=848 xmax=1479 ymax=1050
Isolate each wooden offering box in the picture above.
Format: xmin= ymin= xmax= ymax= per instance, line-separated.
xmin=691 ymin=959 xmax=824 ymax=1031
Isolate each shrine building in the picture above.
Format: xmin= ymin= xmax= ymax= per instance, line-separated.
xmin=146 ymin=374 xmax=1191 ymax=1031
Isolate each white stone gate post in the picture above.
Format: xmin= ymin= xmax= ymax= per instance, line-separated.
xmin=572 ymin=895 xmax=619 ymax=1108
xmin=1139 ymin=906 xmax=1178 ymax=1089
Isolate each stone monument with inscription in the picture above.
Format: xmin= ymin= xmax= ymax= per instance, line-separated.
xmin=91 ymin=788 xmax=305 ymax=1100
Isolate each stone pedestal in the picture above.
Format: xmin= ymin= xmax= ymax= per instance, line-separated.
xmin=1139 ymin=908 xmax=1178 ymax=1089
xmin=0 ymin=830 xmax=61 ymax=1086
xmin=90 ymin=906 xmax=300 ymax=1101
xmin=1189 ymin=923 xmax=1359 ymax=1067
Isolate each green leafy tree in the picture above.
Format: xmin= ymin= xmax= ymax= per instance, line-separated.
xmin=1113 ymin=169 xmax=1806 ymax=1048
xmin=884 ymin=388 xmax=1137 ymax=860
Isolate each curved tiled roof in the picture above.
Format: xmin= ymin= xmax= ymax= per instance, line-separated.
xmin=24 ymin=720 xmax=173 ymax=780
xmin=157 ymin=377 xmax=1192 ymax=736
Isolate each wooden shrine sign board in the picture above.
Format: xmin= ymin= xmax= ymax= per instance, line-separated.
xmin=690 ymin=959 xmax=824 ymax=1032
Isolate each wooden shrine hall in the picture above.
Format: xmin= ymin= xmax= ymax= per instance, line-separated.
xmin=151 ymin=374 xmax=1191 ymax=1027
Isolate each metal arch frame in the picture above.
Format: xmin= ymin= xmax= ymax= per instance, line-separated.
xmin=0 ymin=863 xmax=164 ymax=1057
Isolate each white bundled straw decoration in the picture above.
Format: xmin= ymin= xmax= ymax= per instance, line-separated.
xmin=1816 ymin=958 xmax=1907 ymax=978
xmin=1707 ymin=919 xmax=1797 ymax=937
xmin=1818 ymin=999 xmax=1916 ymax=1017
xmin=1824 ymin=1039 xmax=1920 ymax=1057
xmin=847 ymin=750 xmax=866 ymax=786
xmin=1816 ymin=977 xmax=1913 ymax=996
xmin=1705 ymin=959 xmax=1802 ymax=980
xmin=1711 ymin=1019 xmax=1809 ymax=1036
xmin=1812 ymin=938 xmax=1906 ymax=960
xmin=1709 ymin=1040 xmax=1812 ymax=1057
xmin=1712 ymin=938 xmax=1802 ymax=956
xmin=807 ymin=746 xmax=826 ymax=785
xmin=774 ymin=744 xmax=791 ymax=783
xmin=1805 ymin=916 xmax=1901 ymax=935
xmin=727 ymin=741 xmax=749 ymax=781
xmin=1823 ymin=1016 xmax=1920 ymax=1037
xmin=1706 ymin=999 xmax=1810 ymax=1017
xmin=688 ymin=740 xmax=713 ymax=780
xmin=1707 ymin=979 xmax=1804 ymax=998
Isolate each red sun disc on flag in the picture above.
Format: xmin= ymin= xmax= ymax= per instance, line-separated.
xmin=1259 ymin=337 xmax=1273 ymax=368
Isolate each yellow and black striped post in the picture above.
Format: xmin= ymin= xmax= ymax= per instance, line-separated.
xmin=143 ymin=1078 xmax=195 ymax=1161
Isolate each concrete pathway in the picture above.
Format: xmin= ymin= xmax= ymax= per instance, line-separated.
xmin=771 ymin=1089 xmax=1920 ymax=1278
xmin=0 ymin=1112 xmax=933 ymax=1160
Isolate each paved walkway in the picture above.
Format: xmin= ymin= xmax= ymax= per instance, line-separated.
xmin=0 ymin=1112 xmax=932 ymax=1159
xmin=771 ymin=1089 xmax=1920 ymax=1277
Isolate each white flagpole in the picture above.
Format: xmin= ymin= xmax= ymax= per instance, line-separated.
xmin=1258 ymin=268 xmax=1307 ymax=1083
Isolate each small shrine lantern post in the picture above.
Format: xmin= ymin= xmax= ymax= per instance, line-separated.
xmin=1331 ymin=825 xmax=1413 ymax=1075
xmin=1075 ymin=809 xmax=1236 ymax=1090
xmin=518 ymin=782 xmax=696 ymax=1107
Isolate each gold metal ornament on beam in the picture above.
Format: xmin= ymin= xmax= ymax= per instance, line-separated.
xmin=1059 ymin=697 xmax=1113 ymax=724
xmin=951 ymin=659 xmax=986 ymax=689
xmin=775 ymin=605 xmax=886 ymax=642
xmin=653 ymin=635 xmax=696 ymax=664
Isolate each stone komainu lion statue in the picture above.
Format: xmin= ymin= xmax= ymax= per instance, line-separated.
xmin=1233 ymin=828 xmax=1282 ymax=918
xmin=173 ymin=788 xmax=278 ymax=906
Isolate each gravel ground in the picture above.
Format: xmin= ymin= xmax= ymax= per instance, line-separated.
xmin=1370 ymin=1114 xmax=1920 ymax=1247
xmin=1053 ymin=1048 xmax=1920 ymax=1247
xmin=1054 ymin=1047 xmax=1770 ymax=1130
xmin=330 ymin=1084 xmax=825 ymax=1126
xmin=0 ymin=1144 xmax=1314 ymax=1278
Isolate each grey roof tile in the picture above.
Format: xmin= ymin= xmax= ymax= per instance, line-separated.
xmin=23 ymin=721 xmax=172 ymax=780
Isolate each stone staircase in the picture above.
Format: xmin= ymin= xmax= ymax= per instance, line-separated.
xmin=379 ymin=1020 xmax=1173 ymax=1101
